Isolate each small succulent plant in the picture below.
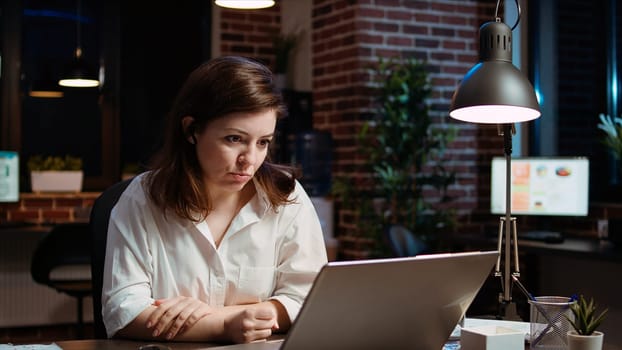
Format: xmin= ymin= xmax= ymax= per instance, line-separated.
xmin=566 ymin=294 xmax=608 ymax=336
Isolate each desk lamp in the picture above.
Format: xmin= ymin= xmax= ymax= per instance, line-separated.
xmin=449 ymin=0 xmax=541 ymax=320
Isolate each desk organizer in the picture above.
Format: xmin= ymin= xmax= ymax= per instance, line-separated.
xmin=460 ymin=325 xmax=525 ymax=350
xmin=529 ymin=295 xmax=576 ymax=350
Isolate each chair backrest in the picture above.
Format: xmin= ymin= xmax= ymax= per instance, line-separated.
xmin=384 ymin=224 xmax=429 ymax=257
xmin=31 ymin=222 xmax=92 ymax=290
xmin=89 ymin=178 xmax=132 ymax=339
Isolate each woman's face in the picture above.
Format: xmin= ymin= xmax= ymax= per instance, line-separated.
xmin=191 ymin=109 xmax=277 ymax=196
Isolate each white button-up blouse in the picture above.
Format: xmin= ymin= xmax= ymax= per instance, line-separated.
xmin=101 ymin=173 xmax=328 ymax=338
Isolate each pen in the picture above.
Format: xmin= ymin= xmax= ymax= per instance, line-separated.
xmin=513 ymin=274 xmax=578 ymax=304
xmin=511 ymin=275 xmax=535 ymax=301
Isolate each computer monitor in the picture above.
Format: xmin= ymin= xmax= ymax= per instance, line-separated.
xmin=490 ymin=157 xmax=589 ymax=217
xmin=0 ymin=151 xmax=19 ymax=202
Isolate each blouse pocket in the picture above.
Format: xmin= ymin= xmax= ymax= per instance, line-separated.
xmin=235 ymin=265 xmax=276 ymax=303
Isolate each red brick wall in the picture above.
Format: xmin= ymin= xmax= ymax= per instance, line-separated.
xmin=310 ymin=0 xmax=500 ymax=241
xmin=0 ymin=193 xmax=98 ymax=224
xmin=218 ymin=3 xmax=282 ymax=70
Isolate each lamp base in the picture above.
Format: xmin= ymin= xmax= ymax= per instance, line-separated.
xmin=497 ymin=297 xmax=522 ymax=321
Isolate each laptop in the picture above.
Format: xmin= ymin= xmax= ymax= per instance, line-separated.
xmin=210 ymin=250 xmax=498 ymax=350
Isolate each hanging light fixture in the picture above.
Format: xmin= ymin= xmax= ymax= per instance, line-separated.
xmin=58 ymin=0 xmax=100 ymax=88
xmin=449 ymin=0 xmax=541 ymax=321
xmin=28 ymin=89 xmax=64 ymax=98
xmin=214 ymin=0 xmax=275 ymax=10
xmin=29 ymin=71 xmax=64 ymax=98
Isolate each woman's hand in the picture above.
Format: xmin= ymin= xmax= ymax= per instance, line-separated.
xmin=146 ymin=296 xmax=213 ymax=340
xmin=224 ymin=304 xmax=280 ymax=343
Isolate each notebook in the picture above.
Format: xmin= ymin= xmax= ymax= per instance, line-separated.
xmin=209 ymin=250 xmax=499 ymax=350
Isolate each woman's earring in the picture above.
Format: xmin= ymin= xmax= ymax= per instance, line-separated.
xmin=189 ymin=135 xmax=197 ymax=145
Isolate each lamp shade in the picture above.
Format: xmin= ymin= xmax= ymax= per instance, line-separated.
xmin=450 ymin=20 xmax=540 ymax=124
xmin=58 ymin=47 xmax=100 ymax=88
xmin=29 ymin=72 xmax=64 ymax=98
xmin=214 ymin=0 xmax=275 ymax=9
xmin=29 ymin=83 xmax=64 ymax=98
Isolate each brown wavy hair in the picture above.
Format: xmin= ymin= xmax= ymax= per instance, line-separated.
xmin=146 ymin=56 xmax=298 ymax=222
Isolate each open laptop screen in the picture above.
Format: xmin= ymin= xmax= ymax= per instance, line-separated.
xmin=280 ymin=251 xmax=498 ymax=350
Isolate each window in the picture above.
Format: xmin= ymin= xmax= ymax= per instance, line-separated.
xmin=529 ymin=0 xmax=621 ymax=202
xmin=1 ymin=0 xmax=118 ymax=191
xmin=0 ymin=0 xmax=210 ymax=191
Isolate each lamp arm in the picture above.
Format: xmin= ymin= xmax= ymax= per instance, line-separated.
xmin=498 ymin=123 xmax=521 ymax=307
xmin=503 ymin=124 xmax=512 ymax=304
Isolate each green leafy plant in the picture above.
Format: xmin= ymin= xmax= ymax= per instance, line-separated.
xmin=27 ymin=155 xmax=83 ymax=171
xmin=597 ymin=113 xmax=622 ymax=160
xmin=566 ymin=295 xmax=608 ymax=335
xmin=333 ymin=57 xmax=457 ymax=256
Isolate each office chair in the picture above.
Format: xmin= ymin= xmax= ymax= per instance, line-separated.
xmin=384 ymin=224 xmax=429 ymax=257
xmin=89 ymin=178 xmax=132 ymax=339
xmin=30 ymin=222 xmax=92 ymax=338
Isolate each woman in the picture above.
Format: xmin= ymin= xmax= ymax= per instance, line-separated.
xmin=101 ymin=56 xmax=328 ymax=343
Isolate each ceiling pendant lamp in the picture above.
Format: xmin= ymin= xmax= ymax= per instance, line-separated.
xmin=29 ymin=69 xmax=64 ymax=98
xmin=29 ymin=87 xmax=64 ymax=98
xmin=58 ymin=0 xmax=100 ymax=88
xmin=214 ymin=0 xmax=275 ymax=10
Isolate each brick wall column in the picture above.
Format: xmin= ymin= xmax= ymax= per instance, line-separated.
xmin=311 ymin=0 xmax=499 ymax=257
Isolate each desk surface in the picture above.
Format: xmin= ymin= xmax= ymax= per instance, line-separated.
xmin=50 ymin=338 xmax=622 ymax=350
xmin=53 ymin=339 xmax=287 ymax=350
xmin=0 ymin=223 xmax=54 ymax=234
xmin=456 ymin=234 xmax=622 ymax=263
xmin=55 ymin=339 xmax=221 ymax=350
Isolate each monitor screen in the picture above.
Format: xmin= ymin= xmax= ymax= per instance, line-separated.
xmin=0 ymin=151 xmax=19 ymax=202
xmin=490 ymin=157 xmax=589 ymax=216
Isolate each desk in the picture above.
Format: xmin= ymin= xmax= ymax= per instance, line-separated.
xmin=455 ymin=234 xmax=622 ymax=347
xmin=454 ymin=234 xmax=622 ymax=263
xmin=0 ymin=224 xmax=54 ymax=235
xmin=55 ymin=339 xmax=222 ymax=350
xmin=49 ymin=338 xmax=622 ymax=350
xmin=53 ymin=339 xmax=284 ymax=350
xmin=513 ymin=237 xmax=622 ymax=262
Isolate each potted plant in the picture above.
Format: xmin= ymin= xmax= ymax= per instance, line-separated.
xmin=566 ymin=294 xmax=608 ymax=350
xmin=271 ymin=31 xmax=299 ymax=89
xmin=597 ymin=113 xmax=622 ymax=191
xmin=332 ymin=57 xmax=457 ymax=257
xmin=597 ymin=113 xmax=622 ymax=160
xmin=27 ymin=155 xmax=84 ymax=193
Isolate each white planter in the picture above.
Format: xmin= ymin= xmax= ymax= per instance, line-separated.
xmin=30 ymin=170 xmax=83 ymax=193
xmin=567 ymin=331 xmax=604 ymax=350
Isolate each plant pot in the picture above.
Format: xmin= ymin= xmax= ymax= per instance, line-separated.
xmin=567 ymin=331 xmax=604 ymax=350
xmin=30 ymin=170 xmax=83 ymax=193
